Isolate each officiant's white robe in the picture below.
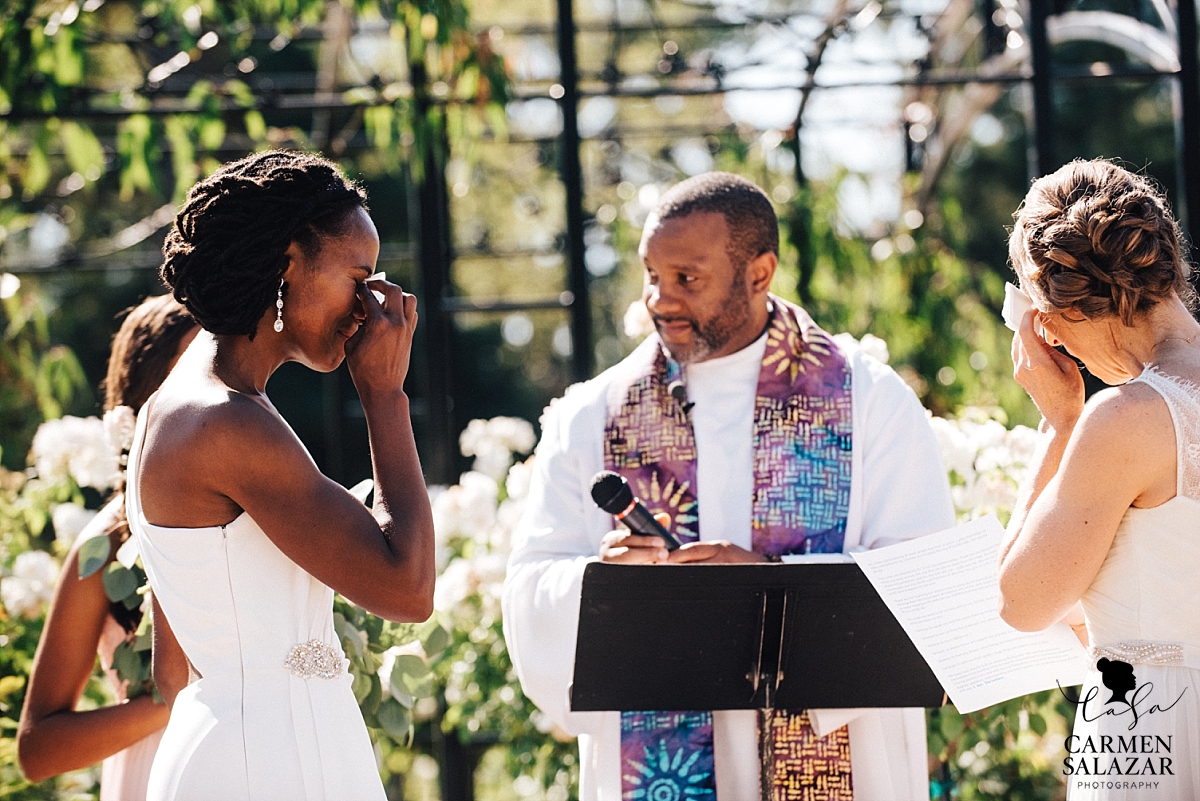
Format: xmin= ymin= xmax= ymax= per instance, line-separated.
xmin=502 ymin=330 xmax=955 ymax=801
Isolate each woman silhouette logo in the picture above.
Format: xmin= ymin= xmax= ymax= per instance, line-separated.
xmin=1096 ymin=658 xmax=1137 ymax=705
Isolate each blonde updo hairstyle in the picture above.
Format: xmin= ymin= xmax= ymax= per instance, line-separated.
xmin=1009 ymin=159 xmax=1196 ymax=326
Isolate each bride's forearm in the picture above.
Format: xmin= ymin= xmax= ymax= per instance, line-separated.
xmin=999 ymin=418 xmax=1076 ymax=564
xmin=361 ymin=390 xmax=435 ymax=621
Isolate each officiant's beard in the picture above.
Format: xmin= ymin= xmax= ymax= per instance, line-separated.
xmin=656 ymin=274 xmax=753 ymax=364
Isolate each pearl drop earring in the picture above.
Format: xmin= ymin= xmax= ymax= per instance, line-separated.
xmin=274 ymin=279 xmax=285 ymax=333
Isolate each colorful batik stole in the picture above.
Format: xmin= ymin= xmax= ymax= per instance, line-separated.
xmin=604 ymin=297 xmax=855 ymax=801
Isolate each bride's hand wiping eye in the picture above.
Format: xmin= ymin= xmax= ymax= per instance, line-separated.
xmin=344 ymin=278 xmax=418 ymax=399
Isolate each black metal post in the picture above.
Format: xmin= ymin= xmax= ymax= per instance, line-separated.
xmin=412 ymin=75 xmax=456 ymax=484
xmin=556 ymin=0 xmax=593 ymax=382
xmin=1027 ymin=0 xmax=1056 ymax=177
xmin=1176 ymin=0 xmax=1200 ymax=242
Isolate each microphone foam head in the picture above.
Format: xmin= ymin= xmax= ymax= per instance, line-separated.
xmin=590 ymin=470 xmax=634 ymax=513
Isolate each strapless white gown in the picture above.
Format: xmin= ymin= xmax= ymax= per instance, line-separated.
xmin=1069 ymin=367 xmax=1200 ymax=800
xmin=126 ymin=406 xmax=385 ymax=801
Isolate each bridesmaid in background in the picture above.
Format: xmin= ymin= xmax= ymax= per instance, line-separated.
xmin=18 ymin=294 xmax=198 ymax=799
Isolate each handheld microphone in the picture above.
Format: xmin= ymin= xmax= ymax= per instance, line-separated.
xmin=667 ymin=380 xmax=694 ymax=413
xmin=590 ymin=471 xmax=683 ymax=551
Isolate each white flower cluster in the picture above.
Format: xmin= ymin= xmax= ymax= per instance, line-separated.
xmin=52 ymin=501 xmax=98 ymax=548
xmin=928 ymin=410 xmax=1039 ymax=521
xmin=30 ymin=415 xmax=122 ymax=491
xmin=458 ymin=417 xmax=536 ymax=482
xmin=103 ymin=405 xmax=138 ymax=457
xmin=1 ymin=550 xmax=60 ymax=619
xmin=432 ymin=419 xmax=537 ymax=621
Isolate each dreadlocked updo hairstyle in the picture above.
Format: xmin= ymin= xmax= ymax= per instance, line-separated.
xmin=103 ymin=293 xmax=196 ymax=413
xmin=161 ymin=150 xmax=368 ymax=338
xmin=1010 ymin=159 xmax=1195 ymax=325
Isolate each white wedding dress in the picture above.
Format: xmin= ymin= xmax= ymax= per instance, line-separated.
xmin=125 ymin=406 xmax=386 ymax=801
xmin=1069 ymin=366 xmax=1200 ymax=801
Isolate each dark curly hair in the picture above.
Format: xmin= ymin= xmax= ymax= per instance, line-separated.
xmin=1010 ymin=159 xmax=1196 ymax=325
xmin=652 ymin=172 xmax=779 ymax=270
xmin=160 ymin=150 xmax=368 ymax=338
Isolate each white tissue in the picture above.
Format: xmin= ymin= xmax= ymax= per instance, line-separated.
xmin=365 ymin=271 xmax=387 ymax=304
xmin=1002 ymin=282 xmax=1033 ymax=332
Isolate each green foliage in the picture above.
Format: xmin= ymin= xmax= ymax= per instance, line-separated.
xmin=0 ymin=283 xmax=90 ymax=472
xmin=778 ymin=175 xmax=1037 ymax=425
xmin=928 ymin=690 xmax=1077 ymax=801
xmin=0 ymin=0 xmax=511 ymax=218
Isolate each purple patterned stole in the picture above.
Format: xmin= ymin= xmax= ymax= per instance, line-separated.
xmin=605 ymin=297 xmax=855 ymax=801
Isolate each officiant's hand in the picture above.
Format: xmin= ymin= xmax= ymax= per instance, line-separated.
xmin=599 ymin=512 xmax=672 ymax=564
xmin=667 ymin=541 xmax=766 ymax=564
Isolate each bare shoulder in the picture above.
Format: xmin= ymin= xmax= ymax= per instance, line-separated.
xmin=1066 ymin=379 xmax=1176 ymax=504
xmin=1077 ymin=379 xmax=1173 ymax=439
xmin=139 ymin=383 xmax=307 ymax=525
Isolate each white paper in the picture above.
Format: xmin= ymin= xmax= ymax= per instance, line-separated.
xmin=851 ymin=516 xmax=1087 ymax=713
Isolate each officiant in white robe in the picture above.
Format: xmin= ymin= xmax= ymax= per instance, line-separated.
xmin=502 ymin=173 xmax=954 ymax=801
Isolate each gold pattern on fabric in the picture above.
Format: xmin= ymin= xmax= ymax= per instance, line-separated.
xmin=769 ymin=710 xmax=854 ymax=801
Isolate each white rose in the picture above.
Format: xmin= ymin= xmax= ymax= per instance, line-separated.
xmin=2 ymin=550 xmax=60 ymax=619
xmin=471 ymin=440 xmax=513 ymax=483
xmin=30 ymin=416 xmax=121 ymax=491
xmin=505 ymin=458 xmax=533 ymax=501
xmin=52 ymin=502 xmax=98 ymax=548
xmin=486 ymin=417 xmax=535 ymax=454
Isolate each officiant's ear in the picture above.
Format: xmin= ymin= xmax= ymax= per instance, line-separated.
xmin=745 ymin=250 xmax=776 ymax=295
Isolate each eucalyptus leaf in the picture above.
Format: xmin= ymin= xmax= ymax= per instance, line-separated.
xmin=360 ymin=673 xmax=382 ymax=717
xmin=102 ymin=563 xmax=138 ymax=603
xmin=420 ymin=624 xmax=450 ymax=657
xmin=351 ymin=671 xmax=371 ymax=704
xmin=940 ymin=708 xmax=963 ymax=741
xmin=112 ymin=641 xmax=142 ymax=686
xmin=392 ymin=654 xmax=427 ymax=678
xmin=376 ymin=697 xmax=412 ymax=741
xmin=78 ymin=534 xmax=111 ymax=579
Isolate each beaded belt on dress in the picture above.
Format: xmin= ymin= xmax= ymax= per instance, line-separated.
xmin=1088 ymin=640 xmax=1184 ymax=669
xmin=284 ymin=640 xmax=344 ymax=679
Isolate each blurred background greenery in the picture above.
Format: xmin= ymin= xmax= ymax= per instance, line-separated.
xmin=1 ymin=0 xmax=1195 ymax=797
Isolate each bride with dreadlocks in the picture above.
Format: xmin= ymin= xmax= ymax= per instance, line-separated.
xmin=126 ymin=150 xmax=435 ymax=800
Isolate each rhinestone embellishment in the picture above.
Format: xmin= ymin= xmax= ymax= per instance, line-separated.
xmin=284 ymin=640 xmax=342 ymax=679
xmin=1089 ymin=640 xmax=1184 ymax=668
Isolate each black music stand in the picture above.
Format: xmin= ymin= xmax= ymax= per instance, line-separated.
xmin=569 ymin=562 xmax=944 ymax=711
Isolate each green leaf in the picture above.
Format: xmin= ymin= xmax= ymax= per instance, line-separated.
xmin=420 ymin=623 xmax=449 ymax=657
xmin=376 ymin=697 xmax=412 ymax=741
xmin=1028 ymin=712 xmax=1047 ymax=736
xmin=334 ymin=613 xmax=366 ymax=660
xmin=112 ymin=641 xmax=143 ymax=685
xmin=197 ymin=118 xmax=225 ymax=151
xmin=244 ymin=110 xmax=266 ymax=141
xmin=59 ymin=121 xmax=105 ymax=181
xmin=351 ymin=671 xmax=371 ymax=704
xmin=392 ymin=654 xmax=427 ymax=678
xmin=940 ymin=708 xmax=963 ymax=741
xmin=102 ymin=563 xmax=138 ymax=603
xmin=360 ymin=672 xmax=382 ymax=716
xmin=0 ymin=676 xmax=25 ymax=701
xmin=78 ymin=534 xmax=111 ymax=579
